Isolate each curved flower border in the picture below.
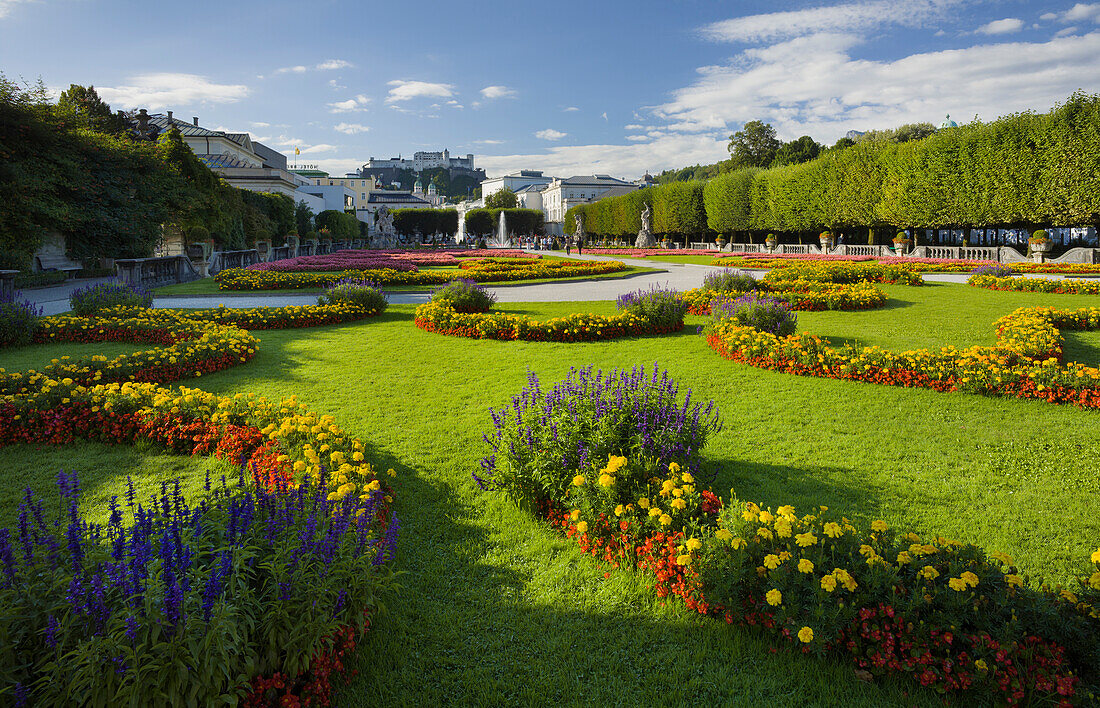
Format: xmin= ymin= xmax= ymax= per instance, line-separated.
xmin=969 ymin=274 xmax=1100 ymax=295
xmin=413 ymin=301 xmax=683 ymax=342
xmin=706 ymin=305 xmax=1100 ymax=408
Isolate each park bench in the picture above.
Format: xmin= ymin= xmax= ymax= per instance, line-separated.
xmin=34 ymin=254 xmax=82 ymax=274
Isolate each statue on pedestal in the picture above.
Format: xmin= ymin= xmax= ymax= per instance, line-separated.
xmin=375 ymin=206 xmax=397 ymax=248
xmin=635 ymin=203 xmax=656 ymax=248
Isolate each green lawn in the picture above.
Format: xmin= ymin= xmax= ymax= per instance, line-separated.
xmin=3 ymin=283 xmax=1100 ymax=705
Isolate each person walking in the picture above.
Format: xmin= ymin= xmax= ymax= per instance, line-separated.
xmin=565 ymin=237 xmax=571 ymax=255
xmin=575 ymin=235 xmax=582 ymax=255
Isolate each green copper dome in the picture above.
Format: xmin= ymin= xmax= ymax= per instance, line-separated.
xmin=939 ymin=114 xmax=958 ymax=129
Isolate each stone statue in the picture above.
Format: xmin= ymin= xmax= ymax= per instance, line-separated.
xmin=574 ymin=212 xmax=585 ymax=242
xmin=375 ymin=206 xmax=397 ymax=248
xmin=635 ymin=202 xmax=656 ymax=248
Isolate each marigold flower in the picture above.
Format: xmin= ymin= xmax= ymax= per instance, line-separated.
xmin=896 ymin=551 xmax=912 ymax=565
xmin=658 ymin=514 xmax=672 ymax=526
xmin=764 ymin=554 xmax=781 ymax=570
xmin=685 ymin=537 xmax=702 ymax=551
xmin=677 ymin=554 xmax=692 ymax=566
xmin=668 ymin=462 xmax=681 ymax=473
xmin=765 ymin=589 xmax=782 ymax=606
xmin=681 ymin=472 xmax=693 ymax=484
xmin=648 ymin=507 xmax=661 ymax=518
xmin=871 ymin=519 xmax=889 ymax=533
xmin=576 ymin=521 xmax=588 ymax=534
xmin=823 ymin=522 xmax=843 ymax=538
xmin=758 ymin=510 xmax=774 ymax=524
xmin=948 ymin=577 xmax=968 ymax=591
xmin=774 ymin=518 xmax=792 ymax=538
xmin=570 ymin=509 xmax=581 ymax=521
xmin=1004 ymin=573 xmax=1023 ymax=587
xmin=1091 ymin=548 xmax=1100 ymax=564
xmin=715 ymin=529 xmax=733 ymax=542
xmin=638 ymin=497 xmax=650 ymax=509
xmin=670 ymin=498 xmax=687 ymax=510
xmin=797 ymin=558 xmax=814 ymax=574
xmin=820 ymin=575 xmax=837 ymax=592
xmin=919 ymin=565 xmax=940 ymax=581
xmin=960 ymin=571 xmax=979 ymax=587
xmin=974 ymin=659 xmax=988 ymax=671
xmin=573 ymin=474 xmax=586 ymax=486
xmin=730 ymin=537 xmax=747 ymax=550
xmin=795 ymin=532 xmax=817 ymax=547
xmin=797 ymin=626 xmax=814 ymax=643
xmin=598 ymin=473 xmax=614 ymax=487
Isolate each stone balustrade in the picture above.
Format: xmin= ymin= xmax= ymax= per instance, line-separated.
xmin=0 ymin=270 xmax=16 ymax=300
xmin=114 ymin=256 xmax=201 ymax=288
xmin=207 ymin=249 xmax=260 ymax=275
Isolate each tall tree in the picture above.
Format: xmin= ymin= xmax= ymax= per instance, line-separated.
xmin=56 ymin=84 xmax=126 ymax=134
xmin=771 ymin=135 xmax=823 ymax=167
xmin=727 ymin=120 xmax=781 ymax=168
xmin=485 ymin=187 xmax=518 ymax=208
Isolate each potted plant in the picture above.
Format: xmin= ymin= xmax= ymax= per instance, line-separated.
xmin=1029 ymin=229 xmax=1052 ymax=254
xmin=819 ymin=231 xmax=834 ymax=250
xmin=892 ymin=231 xmax=911 ymax=255
xmin=765 ymin=233 xmax=778 ymax=251
xmin=715 ymin=235 xmax=728 ymax=249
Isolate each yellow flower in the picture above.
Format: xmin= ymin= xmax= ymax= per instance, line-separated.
xmin=606 ymin=455 xmax=627 ymax=472
xmin=974 ymin=659 xmax=988 ymax=671
xmin=1089 ymin=571 xmax=1100 ymax=590
xmin=820 ymin=575 xmax=837 ymax=592
xmin=797 ymin=558 xmax=814 ymax=574
xmin=758 ymin=510 xmax=774 ymax=525
xmin=572 ymin=474 xmax=586 ymax=486
xmin=919 ymin=565 xmax=939 ymax=581
xmin=1004 ymin=574 xmax=1023 ymax=587
xmin=1091 ymin=548 xmax=1100 ymax=564
xmin=764 ymin=554 xmax=781 ymax=570
xmin=638 ymin=497 xmax=650 ymax=509
xmin=961 ymin=571 xmax=979 ymax=587
xmin=670 ymin=498 xmax=687 ymax=510
xmin=614 ymin=504 xmax=624 ymax=517
xmin=598 ymin=473 xmax=614 ymax=487
xmin=576 ymin=521 xmax=588 ymax=534
xmin=774 ymin=518 xmax=792 ymax=538
xmin=648 ymin=507 xmax=661 ymax=518
xmin=668 ymin=462 xmax=681 ymax=473
xmin=658 ymin=514 xmax=672 ymax=526
xmin=1060 ymin=589 xmax=1078 ymax=603
xmin=715 ymin=528 xmax=733 ymax=542
xmin=676 ymin=554 xmax=692 ymax=566
xmin=896 ymin=551 xmax=912 ymax=565
xmin=797 ymin=626 xmax=814 ymax=643
xmin=777 ymin=505 xmax=796 ymax=518
xmin=823 ymin=522 xmax=843 ymax=538
xmin=570 ymin=509 xmax=581 ymax=521
xmin=795 ymin=532 xmax=818 ymax=547
xmin=991 ymin=551 xmax=1013 ymax=566
xmin=948 ymin=577 xmax=967 ymax=591
xmin=730 ymin=537 xmax=747 ymax=550
xmin=681 ymin=472 xmax=693 ymax=484
xmin=871 ymin=519 xmax=889 ymax=533
xmin=765 ymin=589 xmax=782 ymax=606
xmin=685 ymin=537 xmax=702 ymax=551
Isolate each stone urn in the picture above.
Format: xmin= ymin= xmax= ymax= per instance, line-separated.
xmin=819 ymin=235 xmax=834 ymax=252
xmin=1030 ymin=241 xmax=1052 ymax=255
xmin=892 ymin=239 xmax=910 ymax=256
xmin=765 ymin=238 xmax=778 ymax=253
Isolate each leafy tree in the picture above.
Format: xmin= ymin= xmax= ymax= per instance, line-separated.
xmin=485 ymin=187 xmax=518 ymax=208
xmin=294 ymin=200 xmax=314 ymax=236
xmin=464 ymin=209 xmax=494 ymax=236
xmin=830 ymin=137 xmax=856 ymax=151
xmin=771 ymin=136 xmax=822 ymax=167
xmin=728 ymin=120 xmax=781 ymax=168
xmin=314 ymin=210 xmax=359 ymax=240
xmin=56 ymin=84 xmax=126 ymax=134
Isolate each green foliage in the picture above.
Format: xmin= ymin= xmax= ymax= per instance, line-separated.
xmin=294 ymin=200 xmax=314 ymax=236
xmin=771 ymin=135 xmax=822 ymax=167
xmin=464 ymin=209 xmax=494 ymax=236
xmin=728 ymin=120 xmax=781 ymax=169
xmin=484 ymin=188 xmax=518 ymax=209
xmin=55 ymin=85 xmax=126 ymax=135
xmin=314 ymin=210 xmax=359 ymax=240
xmin=465 ymin=209 xmax=543 ymax=236
xmin=430 ymin=279 xmax=497 ymax=313
xmin=392 ymin=209 xmax=459 ymax=237
xmin=317 ymin=280 xmax=389 ymax=312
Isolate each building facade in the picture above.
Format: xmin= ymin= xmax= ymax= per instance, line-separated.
xmin=541 ymin=175 xmax=639 ymax=235
xmin=480 ymin=170 xmax=552 ymax=200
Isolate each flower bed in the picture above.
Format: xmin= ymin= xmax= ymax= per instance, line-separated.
xmin=580 ymin=248 xmax=722 ymax=257
xmin=246 ymin=248 xmax=538 ymax=273
xmin=216 ymin=259 xmax=628 ymax=290
xmin=480 ymin=367 xmax=1100 ymax=705
xmin=679 ymin=263 xmax=919 ymax=315
xmin=715 ymin=253 xmax=1100 ymax=275
xmin=0 ymin=301 xmax=399 ymax=705
xmin=706 ymin=305 xmax=1100 ymax=409
xmin=415 ymin=286 xmax=685 ymax=342
xmin=970 ymin=274 xmax=1100 ymax=295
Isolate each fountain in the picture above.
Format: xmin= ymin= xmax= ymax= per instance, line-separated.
xmin=492 ymin=211 xmax=510 ymax=248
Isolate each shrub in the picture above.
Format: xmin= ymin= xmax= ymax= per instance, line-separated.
xmin=430 ymin=278 xmax=496 ymax=313
xmin=0 ymin=468 xmax=397 ymax=706
xmin=616 ymin=285 xmax=688 ymax=330
xmin=971 ymin=264 xmax=1015 ymax=278
xmin=711 ymin=293 xmax=797 ymax=336
xmin=0 ymin=292 xmax=41 ymax=347
xmin=317 ymin=278 xmax=389 ymax=313
xmin=702 ymin=268 xmax=759 ymax=293
xmin=1030 ymin=229 xmax=1051 ymax=243
xmin=69 ymin=281 xmax=152 ymax=316
xmin=477 ymin=365 xmax=722 ymax=511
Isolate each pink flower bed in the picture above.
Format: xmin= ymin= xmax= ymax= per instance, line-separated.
xmin=247 ymin=249 xmax=538 ymax=273
xmin=583 ymin=248 xmax=719 ymax=257
xmin=716 ymin=253 xmax=1002 ymax=267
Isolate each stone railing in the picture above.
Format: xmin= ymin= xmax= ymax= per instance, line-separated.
xmin=0 ymin=270 xmax=17 ymax=300
xmin=270 ymin=246 xmax=291 ymax=261
xmin=208 ymin=249 xmax=260 ymax=275
xmin=832 ymin=245 xmax=895 ymax=257
xmin=115 ymin=257 xmax=201 ymax=288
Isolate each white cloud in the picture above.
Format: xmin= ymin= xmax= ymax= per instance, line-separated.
xmin=700 ymin=0 xmax=962 ymax=43
xmin=328 ymin=94 xmax=370 ymax=113
xmin=316 ymin=59 xmax=353 ymax=71
xmin=1064 ymin=3 xmax=1100 ymax=22
xmin=1040 ymin=12 xmax=1058 ymax=21
xmin=601 ymin=112 xmax=608 ymax=121
xmin=334 ymin=122 xmax=370 ymax=134
xmin=250 ymin=121 xmax=271 ymax=128
xmin=0 ymin=0 xmax=34 ymax=19
xmin=385 ymin=80 xmax=455 ymax=103
xmin=625 ymin=135 xmax=650 ymax=142
xmin=275 ymin=59 xmax=354 ymax=75
xmin=97 ymin=73 xmax=248 ymax=110
xmin=328 ymin=78 xmax=346 ymax=90
xmin=474 ymin=139 xmax=505 ymax=145
xmin=563 ymin=106 xmax=580 ymax=112
xmin=298 ymin=143 xmax=337 ymax=154
xmin=479 ymin=133 xmax=727 ymax=181
xmin=977 ymin=17 xmax=1024 ymax=35
xmin=480 ymin=85 xmax=516 ymax=99
xmin=624 ymin=123 xmax=645 ymax=130
xmin=446 ymin=99 xmax=464 ymax=109
xmin=1055 ymin=26 xmax=1079 ymax=36
xmin=535 ymin=128 xmax=567 ymax=140
xmin=652 ymin=31 xmax=1100 ymax=144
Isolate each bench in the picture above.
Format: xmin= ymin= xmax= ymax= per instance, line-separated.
xmin=34 ymin=255 xmax=82 ymax=273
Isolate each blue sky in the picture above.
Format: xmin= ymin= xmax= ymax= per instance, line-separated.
xmin=2 ymin=0 xmax=1099 ymax=179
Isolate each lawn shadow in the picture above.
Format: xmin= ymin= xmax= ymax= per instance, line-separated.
xmin=339 ymin=435 xmax=938 ymax=708
xmin=1062 ymin=330 xmax=1100 ymax=367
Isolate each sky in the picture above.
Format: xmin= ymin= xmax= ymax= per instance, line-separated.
xmin=2 ymin=0 xmax=1099 ymax=180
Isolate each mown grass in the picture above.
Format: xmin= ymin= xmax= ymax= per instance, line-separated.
xmin=3 ymin=282 xmax=1100 ymax=705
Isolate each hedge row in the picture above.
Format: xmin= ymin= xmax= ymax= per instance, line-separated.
xmin=565 ymin=92 xmax=1100 ymax=240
